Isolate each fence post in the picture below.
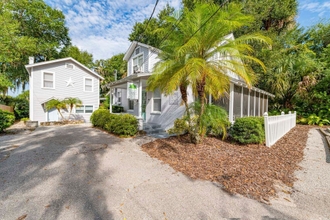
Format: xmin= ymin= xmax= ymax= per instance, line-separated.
xmin=264 ymin=112 xmax=270 ymax=147
xmin=281 ymin=111 xmax=284 ymax=115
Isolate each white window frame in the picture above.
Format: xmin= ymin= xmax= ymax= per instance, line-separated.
xmin=41 ymin=71 xmax=55 ymax=89
xmin=152 ymin=89 xmax=161 ymax=113
xmin=65 ymin=63 xmax=75 ymax=69
xmin=75 ymin=105 xmax=94 ymax=114
xmin=132 ymin=52 xmax=144 ymax=73
xmin=84 ymin=77 xmax=93 ymax=92
xmin=128 ymin=99 xmax=134 ymax=111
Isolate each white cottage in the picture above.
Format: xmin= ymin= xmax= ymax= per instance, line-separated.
xmin=108 ymin=35 xmax=274 ymax=131
xmin=25 ymin=57 xmax=104 ymax=123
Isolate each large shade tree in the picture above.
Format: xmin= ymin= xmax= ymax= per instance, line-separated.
xmin=1 ymin=0 xmax=70 ymax=89
xmin=148 ymin=3 xmax=270 ymax=143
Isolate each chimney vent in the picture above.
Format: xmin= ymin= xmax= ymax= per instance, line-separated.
xmin=29 ymin=56 xmax=34 ymax=64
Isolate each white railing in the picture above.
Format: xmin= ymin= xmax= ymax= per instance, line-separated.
xmin=264 ymin=111 xmax=296 ymax=147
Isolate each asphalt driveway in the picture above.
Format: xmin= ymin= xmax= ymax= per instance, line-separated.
xmin=0 ymin=124 xmax=329 ymax=219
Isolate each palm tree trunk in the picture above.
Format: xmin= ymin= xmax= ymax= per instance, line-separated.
xmin=57 ymin=108 xmax=65 ymax=120
xmin=194 ymin=78 xmax=206 ymax=144
xmin=179 ymin=83 xmax=194 ymax=143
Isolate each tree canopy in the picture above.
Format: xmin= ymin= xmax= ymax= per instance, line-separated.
xmin=0 ymin=0 xmax=70 ymax=88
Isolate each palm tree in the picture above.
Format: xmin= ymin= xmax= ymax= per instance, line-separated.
xmin=45 ymin=99 xmax=67 ymax=120
xmin=64 ymin=97 xmax=82 ymax=119
xmin=147 ymin=3 xmax=271 ymax=143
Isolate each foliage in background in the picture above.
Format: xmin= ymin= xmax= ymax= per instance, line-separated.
xmin=128 ymin=4 xmax=175 ymax=48
xmin=14 ymin=98 xmax=29 ymax=119
xmin=1 ymin=0 xmax=70 ymax=88
xmin=0 ymin=109 xmax=15 ymax=132
xmin=94 ymin=53 xmax=127 ymax=96
xmin=230 ymin=117 xmax=265 ymax=144
xmin=59 ymin=46 xmax=94 ymax=68
xmin=112 ymin=105 xmax=124 ymax=113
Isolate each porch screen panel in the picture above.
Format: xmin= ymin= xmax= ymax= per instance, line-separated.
xmin=233 ymin=85 xmax=241 ymax=120
xmin=260 ymin=93 xmax=264 ymax=115
xmin=243 ymin=88 xmax=249 ymax=117
xmin=213 ymin=95 xmax=229 ymax=113
xmin=255 ymin=92 xmax=260 ymax=116
xmin=264 ymin=95 xmax=268 ymax=113
xmin=250 ymin=90 xmax=255 ymax=116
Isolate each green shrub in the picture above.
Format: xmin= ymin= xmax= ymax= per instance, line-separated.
xmin=103 ymin=114 xmax=120 ymax=132
xmin=168 ymin=117 xmax=190 ymax=135
xmin=110 ymin=114 xmax=138 ymax=137
xmin=112 ymin=105 xmax=124 ymax=113
xmin=90 ymin=109 xmax=112 ymax=129
xmin=230 ymin=117 xmax=265 ymax=144
xmin=14 ymin=98 xmax=29 ymax=119
xmin=0 ymin=110 xmax=15 ymax=132
xmin=21 ymin=117 xmax=29 ymax=122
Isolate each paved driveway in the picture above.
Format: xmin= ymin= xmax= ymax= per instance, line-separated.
xmin=0 ymin=125 xmax=329 ymax=219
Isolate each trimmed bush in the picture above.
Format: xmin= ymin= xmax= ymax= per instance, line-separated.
xmin=0 ymin=109 xmax=15 ymax=132
xmin=230 ymin=117 xmax=265 ymax=144
xmin=105 ymin=114 xmax=138 ymax=137
xmin=90 ymin=109 xmax=112 ymax=129
xmin=112 ymin=105 xmax=124 ymax=113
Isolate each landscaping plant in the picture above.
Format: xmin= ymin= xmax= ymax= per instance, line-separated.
xmin=0 ymin=109 xmax=15 ymax=132
xmin=230 ymin=117 xmax=265 ymax=144
xmin=90 ymin=109 xmax=113 ymax=129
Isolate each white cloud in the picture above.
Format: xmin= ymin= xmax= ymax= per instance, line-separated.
xmin=45 ymin=0 xmax=181 ymax=60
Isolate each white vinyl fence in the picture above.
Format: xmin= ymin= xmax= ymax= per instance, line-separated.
xmin=264 ymin=111 xmax=296 ymax=147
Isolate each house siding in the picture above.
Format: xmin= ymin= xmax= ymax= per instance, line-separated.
xmin=31 ymin=60 xmax=100 ymax=123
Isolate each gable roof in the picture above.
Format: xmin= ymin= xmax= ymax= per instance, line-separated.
xmin=123 ymin=41 xmax=160 ymax=61
xmin=25 ymin=57 xmax=104 ymax=80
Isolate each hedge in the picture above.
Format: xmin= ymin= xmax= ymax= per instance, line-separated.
xmin=0 ymin=109 xmax=15 ymax=132
xmin=230 ymin=117 xmax=265 ymax=144
xmin=91 ymin=109 xmax=138 ymax=137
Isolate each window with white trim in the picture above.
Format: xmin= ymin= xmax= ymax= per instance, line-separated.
xmin=152 ymin=89 xmax=161 ymax=112
xmin=42 ymin=72 xmax=54 ymax=88
xmin=133 ymin=54 xmax=143 ymax=73
xmin=75 ymin=105 xmax=93 ymax=113
xmin=128 ymin=100 xmax=134 ymax=110
xmin=84 ymin=77 xmax=93 ymax=92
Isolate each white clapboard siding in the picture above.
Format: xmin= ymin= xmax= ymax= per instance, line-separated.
xmin=264 ymin=111 xmax=296 ymax=147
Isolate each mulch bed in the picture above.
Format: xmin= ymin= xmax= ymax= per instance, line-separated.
xmin=141 ymin=125 xmax=312 ymax=203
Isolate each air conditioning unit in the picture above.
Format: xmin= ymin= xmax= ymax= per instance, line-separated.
xmin=133 ymin=65 xmax=140 ymax=74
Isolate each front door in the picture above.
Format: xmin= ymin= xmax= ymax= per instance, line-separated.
xmin=142 ymin=90 xmax=147 ymax=121
xmin=48 ymin=108 xmax=58 ymax=122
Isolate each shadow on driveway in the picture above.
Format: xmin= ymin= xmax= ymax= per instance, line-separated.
xmin=0 ymin=125 xmax=120 ymax=219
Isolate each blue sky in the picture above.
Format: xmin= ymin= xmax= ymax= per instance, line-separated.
xmin=42 ymin=0 xmax=330 ymax=61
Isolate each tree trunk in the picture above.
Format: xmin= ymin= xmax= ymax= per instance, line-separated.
xmin=194 ymin=77 xmax=206 ymax=144
xmin=180 ymin=83 xmax=194 ymax=143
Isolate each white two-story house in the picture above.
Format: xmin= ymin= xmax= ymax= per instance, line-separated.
xmin=108 ymin=35 xmax=274 ymax=131
xmin=25 ymin=57 xmax=104 ymax=123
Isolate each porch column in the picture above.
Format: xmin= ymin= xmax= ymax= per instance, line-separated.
xmin=229 ymin=83 xmax=234 ymax=123
xmin=138 ymin=79 xmax=142 ymax=118
xmin=137 ymin=79 xmax=143 ymax=130
xmin=109 ymin=87 xmax=112 ymax=113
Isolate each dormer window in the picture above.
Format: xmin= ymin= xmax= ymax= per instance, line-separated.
xmin=65 ymin=63 xmax=75 ymax=69
xmin=133 ymin=54 xmax=143 ymax=73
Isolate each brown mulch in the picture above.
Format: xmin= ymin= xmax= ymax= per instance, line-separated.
xmin=141 ymin=125 xmax=313 ymax=203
